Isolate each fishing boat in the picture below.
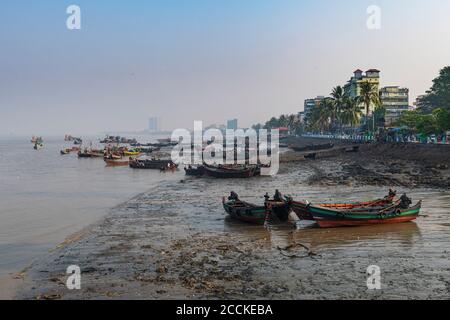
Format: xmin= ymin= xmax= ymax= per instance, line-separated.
xmin=77 ymin=149 xmax=104 ymax=158
xmin=104 ymin=156 xmax=131 ymax=167
xmin=222 ymin=192 xmax=291 ymax=225
xmin=33 ymin=142 xmax=43 ymax=150
xmin=309 ymin=194 xmax=421 ymax=228
xmin=203 ymin=164 xmax=260 ymax=179
xmin=31 ymin=136 xmax=43 ymax=144
xmin=290 ymin=143 xmax=334 ymax=152
xmin=184 ymin=165 xmax=205 ymax=176
xmin=123 ymin=149 xmax=141 ymax=156
xmin=129 ymin=158 xmax=175 ymax=169
xmin=290 ymin=190 xmax=398 ymax=220
xmin=77 ymin=150 xmax=92 ymax=158
xmin=60 ymin=148 xmax=71 ymax=155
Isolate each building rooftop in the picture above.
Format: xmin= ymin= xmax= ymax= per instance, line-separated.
xmin=366 ymin=69 xmax=380 ymax=73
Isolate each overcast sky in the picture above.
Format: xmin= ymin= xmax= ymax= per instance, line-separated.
xmin=1 ymin=0 xmax=449 ymax=135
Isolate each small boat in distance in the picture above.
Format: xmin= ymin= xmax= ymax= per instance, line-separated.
xmin=129 ymin=158 xmax=175 ymax=170
xmin=33 ymin=142 xmax=43 ymax=150
xmin=184 ymin=165 xmax=205 ymax=176
xmin=104 ymin=155 xmax=131 ymax=167
xmin=31 ymin=136 xmax=43 ymax=144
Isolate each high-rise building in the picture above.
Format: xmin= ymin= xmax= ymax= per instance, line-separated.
xmin=380 ymin=86 xmax=409 ymax=126
xmin=148 ymin=117 xmax=159 ymax=132
xmin=303 ymin=96 xmax=325 ymax=124
xmin=227 ymin=119 xmax=238 ymax=130
xmin=344 ymin=69 xmax=380 ymax=114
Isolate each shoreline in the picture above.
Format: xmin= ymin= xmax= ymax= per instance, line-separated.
xmin=16 ymin=149 xmax=450 ymax=299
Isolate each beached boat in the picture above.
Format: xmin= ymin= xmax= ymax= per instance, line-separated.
xmin=290 ymin=143 xmax=334 ymax=152
xmin=184 ymin=165 xmax=205 ymax=176
xmin=203 ymin=164 xmax=260 ymax=179
xmin=222 ymin=193 xmax=291 ymax=225
xmin=309 ymin=195 xmax=421 ymax=228
xmin=129 ymin=158 xmax=175 ymax=169
xmin=290 ymin=190 xmax=398 ymax=220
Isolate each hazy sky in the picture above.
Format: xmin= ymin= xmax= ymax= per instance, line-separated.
xmin=1 ymin=0 xmax=450 ymax=135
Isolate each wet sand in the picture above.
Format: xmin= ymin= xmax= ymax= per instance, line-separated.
xmin=17 ymin=157 xmax=450 ymax=300
xmin=0 ymin=275 xmax=23 ymax=300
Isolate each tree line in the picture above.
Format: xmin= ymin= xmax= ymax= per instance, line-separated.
xmin=253 ymin=66 xmax=450 ymax=137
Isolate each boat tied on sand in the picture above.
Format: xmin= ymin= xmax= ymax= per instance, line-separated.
xmin=222 ymin=191 xmax=292 ymax=225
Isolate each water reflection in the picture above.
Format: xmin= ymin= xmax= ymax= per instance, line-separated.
xmin=224 ymin=215 xmax=421 ymax=251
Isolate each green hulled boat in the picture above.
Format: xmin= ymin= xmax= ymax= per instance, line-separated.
xmin=222 ymin=192 xmax=291 ymax=225
xmin=309 ymin=196 xmax=422 ymax=228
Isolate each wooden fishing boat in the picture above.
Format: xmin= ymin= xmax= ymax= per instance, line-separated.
xmin=309 ymin=197 xmax=421 ymax=228
xmin=290 ymin=143 xmax=334 ymax=152
xmin=129 ymin=158 xmax=175 ymax=169
xmin=222 ymin=196 xmax=290 ymax=225
xmin=203 ymin=164 xmax=260 ymax=179
xmin=104 ymin=157 xmax=130 ymax=166
xmin=77 ymin=150 xmax=104 ymax=158
xmin=184 ymin=165 xmax=205 ymax=176
xmin=290 ymin=191 xmax=397 ymax=221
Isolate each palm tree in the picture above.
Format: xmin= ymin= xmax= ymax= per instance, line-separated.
xmin=341 ymin=97 xmax=362 ymax=129
xmin=331 ymin=86 xmax=345 ymax=133
xmin=309 ymin=98 xmax=334 ymax=132
xmin=287 ymin=114 xmax=297 ymax=134
xmin=358 ymin=82 xmax=381 ymax=133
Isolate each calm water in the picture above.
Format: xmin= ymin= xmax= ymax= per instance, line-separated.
xmin=0 ymin=135 xmax=179 ymax=277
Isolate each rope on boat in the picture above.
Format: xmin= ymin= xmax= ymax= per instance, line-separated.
xmin=277 ymin=242 xmax=318 ymax=259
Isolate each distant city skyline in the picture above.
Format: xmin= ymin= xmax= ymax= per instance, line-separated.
xmin=1 ymin=0 xmax=450 ymax=135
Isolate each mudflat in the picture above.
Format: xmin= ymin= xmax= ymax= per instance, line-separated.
xmin=16 ymin=145 xmax=450 ymax=299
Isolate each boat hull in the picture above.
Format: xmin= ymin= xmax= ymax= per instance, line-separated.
xmin=223 ymin=199 xmax=290 ymax=225
xmin=310 ymin=201 xmax=421 ymax=228
xmin=204 ymin=165 xmax=259 ymax=179
xmin=129 ymin=159 xmax=174 ymax=169
xmin=184 ymin=166 xmax=205 ymax=176
xmin=104 ymin=159 xmax=129 ymax=166
xmin=290 ymin=197 xmax=396 ymax=221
